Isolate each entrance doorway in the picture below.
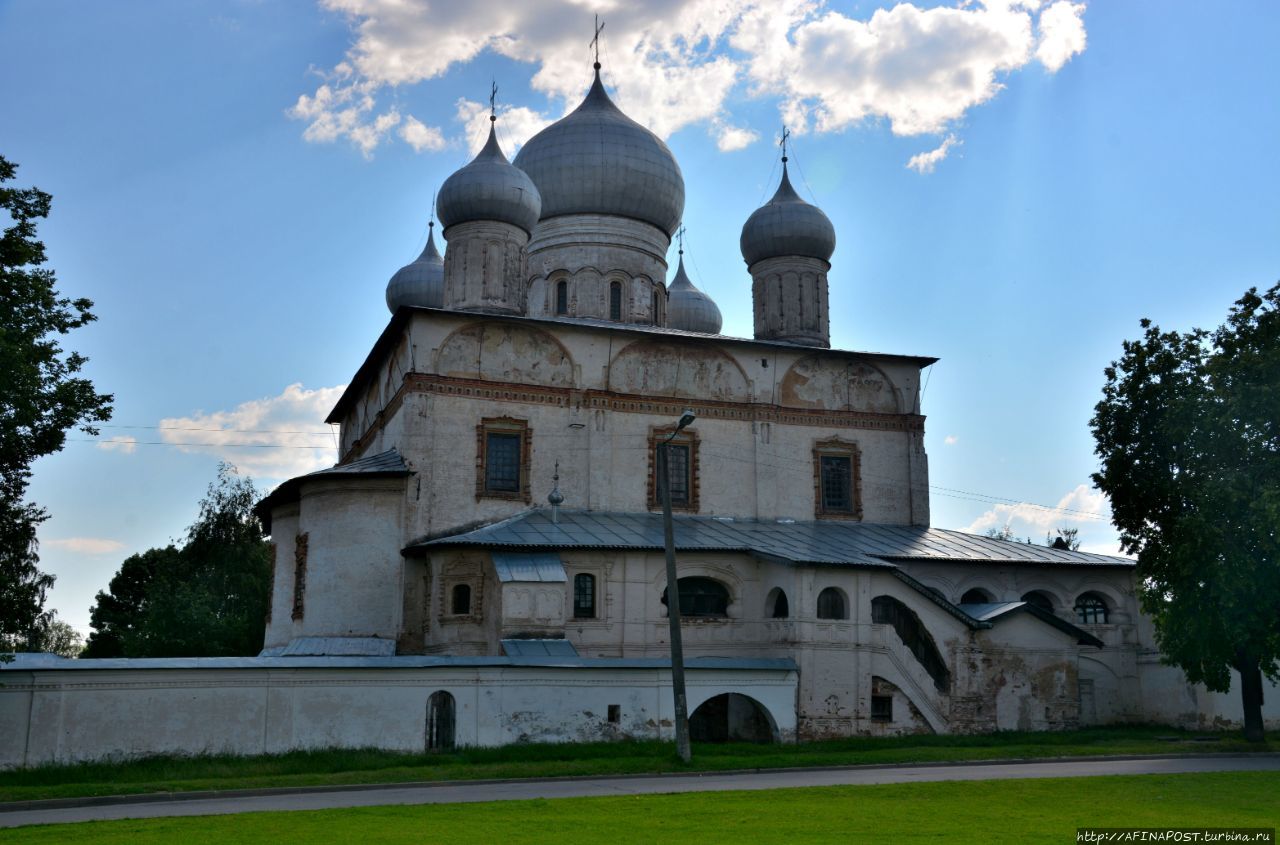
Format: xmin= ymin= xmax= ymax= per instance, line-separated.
xmin=426 ymin=691 xmax=456 ymax=751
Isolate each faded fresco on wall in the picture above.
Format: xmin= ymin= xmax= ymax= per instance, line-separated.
xmin=435 ymin=322 xmax=575 ymax=386
xmin=608 ymin=341 xmax=751 ymax=402
xmin=780 ymin=357 xmax=899 ymax=413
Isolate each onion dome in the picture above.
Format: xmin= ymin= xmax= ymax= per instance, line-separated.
xmin=739 ymin=161 xmax=836 ymax=267
xmin=385 ymin=222 xmax=444 ymax=312
xmin=514 ymin=65 xmax=684 ymax=235
xmin=665 ymin=250 xmax=722 ymax=334
xmin=436 ymin=123 xmax=541 ymax=235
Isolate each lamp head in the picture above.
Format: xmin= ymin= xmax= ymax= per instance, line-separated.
xmin=676 ymin=409 xmax=696 ymax=431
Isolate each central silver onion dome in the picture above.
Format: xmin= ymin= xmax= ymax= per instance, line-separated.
xmin=385 ymin=222 xmax=444 ymax=312
xmin=665 ymin=250 xmax=722 ymax=334
xmin=514 ymin=66 xmax=685 ymax=235
xmin=739 ymin=161 xmax=836 ymax=267
xmin=436 ymin=123 xmax=541 ymax=236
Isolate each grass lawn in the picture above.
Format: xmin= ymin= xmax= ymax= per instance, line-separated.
xmin=4 ymin=772 xmax=1278 ymax=843
xmin=0 ymin=725 xmax=1272 ymax=804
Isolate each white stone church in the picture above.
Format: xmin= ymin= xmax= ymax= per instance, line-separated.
xmin=3 ymin=65 xmax=1275 ymax=767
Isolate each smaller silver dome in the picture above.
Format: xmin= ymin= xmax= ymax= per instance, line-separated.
xmin=739 ymin=162 xmax=836 ymax=267
xmin=437 ymin=123 xmax=541 ymax=235
xmin=666 ymin=251 xmax=722 ymax=334
xmin=385 ymin=222 xmax=444 ymax=312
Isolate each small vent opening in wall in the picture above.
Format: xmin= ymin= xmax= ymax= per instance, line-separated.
xmin=607 ymin=704 xmax=621 ymax=723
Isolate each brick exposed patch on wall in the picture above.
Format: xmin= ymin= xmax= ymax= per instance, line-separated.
xmin=291 ymin=533 xmax=309 ymax=621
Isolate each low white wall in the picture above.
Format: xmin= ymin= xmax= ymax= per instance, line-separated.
xmin=1138 ymin=658 xmax=1280 ymax=731
xmin=0 ymin=657 xmax=798 ymax=769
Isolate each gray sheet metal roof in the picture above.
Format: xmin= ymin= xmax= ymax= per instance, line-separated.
xmin=1 ymin=653 xmax=796 ymax=673
xmin=501 ymin=639 xmax=580 ymax=657
xmin=277 ymin=637 xmax=397 ymax=657
xmin=492 ymin=551 xmax=567 ymax=583
xmin=409 ymin=509 xmax=1134 ymax=568
xmin=256 ymin=448 xmax=411 ymax=531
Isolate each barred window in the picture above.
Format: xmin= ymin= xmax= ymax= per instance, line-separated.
xmin=476 ymin=418 xmax=531 ymax=501
xmin=574 ymin=573 xmax=596 ymax=619
xmin=820 ymin=456 xmax=852 ymax=512
xmin=649 ymin=427 xmax=699 ymax=513
xmin=813 ymin=439 xmax=862 ymax=520
xmin=665 ymin=444 xmax=691 ymax=506
xmin=485 ymin=432 xmax=521 ymax=493
xmin=1075 ymin=593 xmax=1109 ymax=625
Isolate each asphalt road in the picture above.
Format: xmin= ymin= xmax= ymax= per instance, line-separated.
xmin=3 ymin=755 xmax=1277 ymax=829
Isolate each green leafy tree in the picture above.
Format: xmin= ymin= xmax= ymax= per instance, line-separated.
xmin=85 ymin=465 xmax=272 ymax=657
xmin=1091 ymin=283 xmax=1280 ymax=742
xmin=82 ymin=545 xmax=179 ymax=657
xmin=0 ymin=155 xmax=113 ymax=658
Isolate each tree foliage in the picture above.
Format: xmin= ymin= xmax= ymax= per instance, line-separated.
xmin=84 ymin=464 xmax=272 ymax=657
xmin=0 ymin=154 xmax=113 ymax=655
xmin=1091 ymin=282 xmax=1280 ymax=741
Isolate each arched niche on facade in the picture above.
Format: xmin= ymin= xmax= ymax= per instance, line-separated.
xmin=608 ymin=340 xmax=750 ymax=402
xmin=434 ymin=321 xmax=576 ymax=387
xmin=779 ymin=356 xmax=900 ymax=414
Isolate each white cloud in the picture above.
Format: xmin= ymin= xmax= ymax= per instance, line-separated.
xmin=96 ymin=436 xmax=137 ymax=454
xmin=293 ymin=0 xmax=1086 ymax=161
xmin=399 ymin=115 xmax=447 ymax=152
xmin=907 ymin=134 xmax=959 ymax=173
xmin=454 ymin=99 xmax=554 ymax=156
xmin=960 ymin=483 xmax=1123 ymax=552
xmin=714 ymin=123 xmax=760 ymax=152
xmin=45 ymin=537 xmax=126 ymax=555
xmin=943 ymin=434 xmax=958 ymax=445
xmin=158 ymin=383 xmax=346 ymax=482
xmin=1035 ymin=1 xmax=1087 ymax=72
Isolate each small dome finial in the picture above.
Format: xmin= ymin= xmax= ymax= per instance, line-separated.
xmin=780 ymin=125 xmax=790 ymax=164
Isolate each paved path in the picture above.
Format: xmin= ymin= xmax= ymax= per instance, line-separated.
xmin=3 ymin=755 xmax=1278 ymax=829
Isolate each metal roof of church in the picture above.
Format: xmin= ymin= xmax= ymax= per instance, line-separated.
xmin=254 ymin=448 xmax=411 ymax=532
xmin=407 ymin=509 xmax=1134 ymax=568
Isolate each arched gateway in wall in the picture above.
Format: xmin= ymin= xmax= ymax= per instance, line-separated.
xmin=689 ymin=693 xmax=778 ymax=743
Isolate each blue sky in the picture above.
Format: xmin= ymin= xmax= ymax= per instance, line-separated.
xmin=2 ymin=0 xmax=1277 ymax=635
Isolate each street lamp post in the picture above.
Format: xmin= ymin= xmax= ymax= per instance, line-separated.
xmin=659 ymin=409 xmax=696 ymax=763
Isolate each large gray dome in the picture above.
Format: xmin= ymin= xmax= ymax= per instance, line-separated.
xmin=437 ymin=124 xmax=541 ymax=235
xmin=514 ymin=67 xmax=684 ymax=235
xmin=739 ymin=162 xmax=836 ymax=267
xmin=385 ymin=222 xmax=444 ymax=312
xmin=665 ymin=252 xmax=722 ymax=334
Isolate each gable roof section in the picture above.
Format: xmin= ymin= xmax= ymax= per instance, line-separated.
xmin=959 ymin=601 xmax=1105 ymax=648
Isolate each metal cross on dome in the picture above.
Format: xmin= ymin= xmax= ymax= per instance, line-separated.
xmin=489 ymin=80 xmax=498 ymax=120
xmin=676 ymin=225 xmax=686 ymax=254
xmin=780 ymin=126 xmax=790 ymax=162
xmin=590 ymin=15 xmax=605 ymax=65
